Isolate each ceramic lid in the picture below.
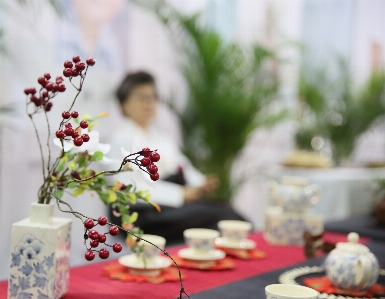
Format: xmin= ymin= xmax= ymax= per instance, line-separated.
xmin=335 ymin=232 xmax=369 ymax=254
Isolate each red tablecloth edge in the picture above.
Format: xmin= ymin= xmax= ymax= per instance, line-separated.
xmin=0 ymin=231 xmax=369 ymax=299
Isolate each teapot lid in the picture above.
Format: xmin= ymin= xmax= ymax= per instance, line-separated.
xmin=336 ymin=232 xmax=369 ymax=254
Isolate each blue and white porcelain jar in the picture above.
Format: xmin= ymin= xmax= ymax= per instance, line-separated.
xmin=325 ymin=232 xmax=379 ymax=292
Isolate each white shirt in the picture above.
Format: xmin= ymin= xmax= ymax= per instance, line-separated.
xmin=108 ymin=118 xmax=206 ymax=207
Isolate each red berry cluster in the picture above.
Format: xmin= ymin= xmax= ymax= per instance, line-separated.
xmin=83 ymin=216 xmax=123 ymax=261
xmin=124 ymin=147 xmax=160 ymax=181
xmin=24 ymin=74 xmax=66 ymax=112
xmin=55 ymin=111 xmax=90 ymax=147
xmin=63 ymin=55 xmax=95 ymax=78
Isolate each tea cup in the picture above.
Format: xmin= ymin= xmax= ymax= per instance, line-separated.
xmin=217 ymin=220 xmax=252 ymax=244
xmin=183 ymin=228 xmax=220 ymax=254
xmin=265 ymin=284 xmax=319 ymax=299
xmin=135 ymin=234 xmax=166 ymax=264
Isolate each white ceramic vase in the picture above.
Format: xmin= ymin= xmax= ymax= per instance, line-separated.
xmin=8 ymin=202 xmax=72 ymax=299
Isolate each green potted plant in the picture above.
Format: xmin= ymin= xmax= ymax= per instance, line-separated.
xmin=297 ymin=58 xmax=385 ymax=166
xmin=131 ymin=0 xmax=285 ymax=202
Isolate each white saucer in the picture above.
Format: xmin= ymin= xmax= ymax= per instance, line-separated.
xmin=177 ymin=248 xmax=226 ymax=261
xmin=118 ymin=254 xmax=172 ymax=270
xmin=215 ymin=238 xmax=256 ymax=250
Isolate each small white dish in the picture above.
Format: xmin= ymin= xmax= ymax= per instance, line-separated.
xmin=118 ymin=254 xmax=171 ymax=270
xmin=215 ymin=238 xmax=256 ymax=250
xmin=177 ymin=248 xmax=226 ymax=261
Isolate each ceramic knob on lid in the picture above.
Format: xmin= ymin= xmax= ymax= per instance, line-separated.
xmin=325 ymin=232 xmax=379 ymax=292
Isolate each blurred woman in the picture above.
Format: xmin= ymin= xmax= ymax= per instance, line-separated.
xmin=109 ymin=71 xmax=244 ymax=244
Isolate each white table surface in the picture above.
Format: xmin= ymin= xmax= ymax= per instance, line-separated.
xmin=260 ymin=165 xmax=385 ymax=221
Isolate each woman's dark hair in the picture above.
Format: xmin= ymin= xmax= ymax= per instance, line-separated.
xmin=115 ymin=71 xmax=156 ymax=104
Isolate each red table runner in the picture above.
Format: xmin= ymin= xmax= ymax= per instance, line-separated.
xmin=0 ymin=231 xmax=360 ymax=299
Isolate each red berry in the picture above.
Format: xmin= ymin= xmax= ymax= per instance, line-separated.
xmin=85 ymin=250 xmax=95 ymax=261
xmin=24 ymin=88 xmax=30 ymax=95
xmin=150 ymin=152 xmax=160 ymax=162
xmin=90 ymin=240 xmax=99 ymax=248
xmin=62 ymin=111 xmax=71 ymax=119
xmin=109 ymin=226 xmax=119 ymax=236
xmin=65 ymin=122 xmax=72 ymax=128
xmin=38 ymin=76 xmax=47 ymax=86
xmin=56 ymin=130 xmax=65 ymax=139
xmin=72 ymin=55 xmax=81 ymax=63
xmin=58 ymin=84 xmax=66 ymax=92
xmin=71 ymin=68 xmax=79 ymax=77
xmin=98 ymin=234 xmax=107 ymax=243
xmin=45 ymin=82 xmax=54 ymax=91
xmin=41 ymin=90 xmax=49 ymax=98
xmin=71 ymin=170 xmax=81 ymax=180
xmin=45 ymin=102 xmax=53 ymax=111
xmin=64 ymin=127 xmax=74 ymax=137
xmin=71 ymin=111 xmax=79 ymax=118
xmin=113 ymin=243 xmax=123 ymax=253
xmin=86 ymin=58 xmax=95 ymax=66
xmin=63 ymin=68 xmax=72 ymax=77
xmin=99 ymin=249 xmax=109 ymax=259
xmin=74 ymin=137 xmax=83 ymax=147
xmin=64 ymin=60 xmax=73 ymax=68
xmin=147 ymin=164 xmax=158 ymax=174
xmin=44 ymin=73 xmax=51 ymax=80
xmin=73 ymin=131 xmax=79 ymax=138
xmin=75 ymin=62 xmax=86 ymax=71
xmin=141 ymin=157 xmax=151 ymax=166
xmin=88 ymin=230 xmax=99 ymax=240
xmin=30 ymin=87 xmax=37 ymax=95
xmin=141 ymin=147 xmax=152 ymax=157
xmin=31 ymin=96 xmax=42 ymax=107
xmin=150 ymin=173 xmax=160 ymax=181
xmin=56 ymin=76 xmax=64 ymax=83
xmin=80 ymin=120 xmax=88 ymax=129
xmin=98 ymin=216 xmax=108 ymax=226
xmin=52 ymin=84 xmax=59 ymax=92
xmin=84 ymin=218 xmax=94 ymax=229
xmin=81 ymin=134 xmax=90 ymax=142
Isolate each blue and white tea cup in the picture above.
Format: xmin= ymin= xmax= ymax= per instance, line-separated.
xmin=217 ymin=220 xmax=252 ymax=244
xmin=135 ymin=234 xmax=166 ymax=264
xmin=183 ymin=228 xmax=220 ymax=254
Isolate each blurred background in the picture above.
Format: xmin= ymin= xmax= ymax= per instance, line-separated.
xmin=1 ymin=0 xmax=385 ymax=280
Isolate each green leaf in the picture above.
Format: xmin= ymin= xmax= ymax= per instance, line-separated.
xmin=73 ymin=188 xmax=84 ymax=196
xmin=91 ymin=151 xmax=104 ymax=162
xmin=126 ymin=193 xmax=137 ymax=204
xmin=97 ymin=191 xmax=109 ymax=204
xmin=68 ymin=160 xmax=77 ymax=170
xmin=67 ymin=182 xmax=77 ymax=189
xmin=129 ymin=212 xmax=138 ymax=223
xmin=117 ymin=192 xmax=128 ymax=203
xmin=67 ymin=152 xmax=77 ymax=161
xmin=78 ymin=156 xmax=88 ymax=168
xmin=53 ymin=189 xmax=64 ymax=199
xmin=55 ymin=162 xmax=64 ymax=173
xmin=122 ymin=214 xmax=131 ymax=224
xmin=107 ymin=190 xmax=117 ymax=203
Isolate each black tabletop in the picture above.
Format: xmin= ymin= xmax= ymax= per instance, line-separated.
xmin=192 ymin=240 xmax=385 ymax=299
xmin=325 ymin=215 xmax=385 ymax=242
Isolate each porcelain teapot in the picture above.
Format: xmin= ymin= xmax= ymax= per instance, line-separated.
xmin=268 ymin=176 xmax=321 ymax=213
xmin=325 ymin=232 xmax=379 ymax=292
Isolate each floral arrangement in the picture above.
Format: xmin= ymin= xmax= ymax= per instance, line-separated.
xmin=23 ymin=55 xmax=190 ymax=298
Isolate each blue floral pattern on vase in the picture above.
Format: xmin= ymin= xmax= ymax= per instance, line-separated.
xmin=8 ymin=217 xmax=71 ymax=299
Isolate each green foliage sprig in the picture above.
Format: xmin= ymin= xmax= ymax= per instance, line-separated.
xmin=298 ymin=57 xmax=385 ymax=165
